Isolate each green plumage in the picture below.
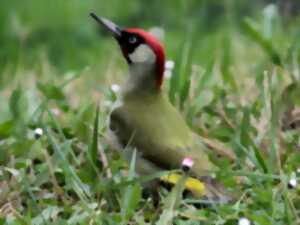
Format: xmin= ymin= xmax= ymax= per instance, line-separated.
xmin=110 ymin=91 xmax=214 ymax=177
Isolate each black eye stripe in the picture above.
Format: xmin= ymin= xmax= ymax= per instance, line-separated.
xmin=121 ymin=31 xmax=145 ymax=54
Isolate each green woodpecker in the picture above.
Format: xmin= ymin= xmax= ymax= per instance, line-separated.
xmin=91 ymin=13 xmax=230 ymax=202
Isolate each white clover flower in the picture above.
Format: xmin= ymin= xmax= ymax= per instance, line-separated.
xmin=164 ymin=70 xmax=172 ymax=79
xmin=165 ymin=60 xmax=175 ymax=70
xmin=34 ymin=128 xmax=43 ymax=139
xmin=181 ymin=157 xmax=194 ymax=172
xmin=111 ymin=84 xmax=121 ymax=93
xmin=164 ymin=60 xmax=175 ymax=79
xmin=288 ymin=172 xmax=298 ymax=189
xmin=288 ymin=178 xmax=297 ymax=189
xmin=238 ymin=217 xmax=251 ymax=225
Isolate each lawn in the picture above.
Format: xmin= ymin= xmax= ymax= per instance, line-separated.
xmin=1 ymin=1 xmax=300 ymax=224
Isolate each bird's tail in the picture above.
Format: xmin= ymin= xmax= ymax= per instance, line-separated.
xmin=199 ymin=176 xmax=232 ymax=204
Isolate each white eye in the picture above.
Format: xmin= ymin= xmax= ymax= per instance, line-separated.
xmin=129 ymin=36 xmax=137 ymax=44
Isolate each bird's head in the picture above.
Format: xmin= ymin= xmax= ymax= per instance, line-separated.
xmin=90 ymin=13 xmax=165 ymax=89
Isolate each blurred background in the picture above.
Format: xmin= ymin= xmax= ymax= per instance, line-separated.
xmin=0 ymin=1 xmax=299 ymax=89
xmin=0 ymin=0 xmax=299 ymax=113
xmin=1 ymin=0 xmax=300 ymax=164
xmin=1 ymin=0 xmax=300 ymax=157
xmin=1 ymin=0 xmax=299 ymax=70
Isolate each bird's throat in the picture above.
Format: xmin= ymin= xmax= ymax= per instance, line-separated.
xmin=123 ymin=62 xmax=160 ymax=97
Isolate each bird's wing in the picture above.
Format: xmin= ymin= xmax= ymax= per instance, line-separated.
xmin=109 ymin=94 xmax=214 ymax=176
xmin=110 ymin=99 xmax=233 ymax=202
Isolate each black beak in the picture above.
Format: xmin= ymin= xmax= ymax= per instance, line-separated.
xmin=90 ymin=13 xmax=122 ymax=39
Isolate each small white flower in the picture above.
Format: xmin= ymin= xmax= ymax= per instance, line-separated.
xmin=297 ymin=167 xmax=300 ymax=173
xmin=165 ymin=60 xmax=175 ymax=70
xmin=288 ymin=178 xmax=297 ymax=189
xmin=288 ymin=172 xmax=298 ymax=189
xmin=34 ymin=128 xmax=43 ymax=139
xmin=164 ymin=70 xmax=172 ymax=79
xmin=182 ymin=157 xmax=194 ymax=168
xmin=181 ymin=157 xmax=194 ymax=172
xmin=111 ymin=84 xmax=120 ymax=93
xmin=238 ymin=217 xmax=251 ymax=225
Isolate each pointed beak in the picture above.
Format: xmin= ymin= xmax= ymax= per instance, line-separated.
xmin=90 ymin=13 xmax=122 ymax=39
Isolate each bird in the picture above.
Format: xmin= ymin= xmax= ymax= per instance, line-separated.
xmin=90 ymin=13 xmax=232 ymax=202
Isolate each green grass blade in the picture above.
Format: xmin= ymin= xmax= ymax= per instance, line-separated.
xmin=121 ymin=149 xmax=142 ymax=223
xmin=87 ymin=104 xmax=100 ymax=170
xmin=9 ymin=86 xmax=22 ymax=120
xmin=196 ymin=58 xmax=215 ymax=94
xmin=156 ymin=172 xmax=188 ymax=225
xmin=242 ymin=18 xmax=281 ymax=66
xmin=43 ymin=125 xmax=91 ymax=203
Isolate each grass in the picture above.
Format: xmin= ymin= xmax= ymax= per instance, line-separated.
xmin=1 ymin=1 xmax=300 ymax=224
